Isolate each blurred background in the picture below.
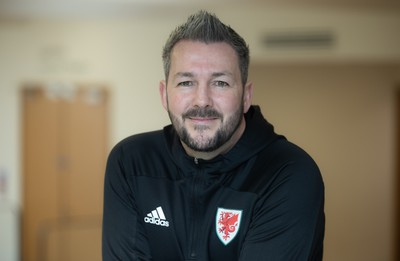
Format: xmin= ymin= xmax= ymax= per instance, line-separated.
xmin=0 ymin=0 xmax=399 ymax=260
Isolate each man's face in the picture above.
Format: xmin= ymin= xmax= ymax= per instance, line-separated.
xmin=160 ymin=40 xmax=252 ymax=153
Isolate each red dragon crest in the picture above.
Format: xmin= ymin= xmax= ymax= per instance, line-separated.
xmin=216 ymin=208 xmax=242 ymax=245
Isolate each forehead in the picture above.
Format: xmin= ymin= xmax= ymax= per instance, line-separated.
xmin=170 ymin=40 xmax=239 ymax=73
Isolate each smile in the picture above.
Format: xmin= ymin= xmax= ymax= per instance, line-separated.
xmin=189 ymin=117 xmax=219 ymax=124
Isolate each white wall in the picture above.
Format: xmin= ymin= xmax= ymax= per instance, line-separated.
xmin=0 ymin=4 xmax=399 ymax=261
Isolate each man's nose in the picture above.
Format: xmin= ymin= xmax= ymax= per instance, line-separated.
xmin=193 ymin=84 xmax=212 ymax=108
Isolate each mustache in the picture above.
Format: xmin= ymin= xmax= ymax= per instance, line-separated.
xmin=182 ymin=108 xmax=223 ymax=119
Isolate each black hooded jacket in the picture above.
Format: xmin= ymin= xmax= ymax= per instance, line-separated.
xmin=102 ymin=106 xmax=325 ymax=261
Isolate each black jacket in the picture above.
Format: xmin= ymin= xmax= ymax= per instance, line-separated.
xmin=102 ymin=106 xmax=325 ymax=261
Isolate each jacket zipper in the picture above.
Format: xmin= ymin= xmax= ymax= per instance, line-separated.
xmin=188 ymin=158 xmax=202 ymax=260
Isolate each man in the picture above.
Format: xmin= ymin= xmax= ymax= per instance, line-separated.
xmin=102 ymin=10 xmax=324 ymax=261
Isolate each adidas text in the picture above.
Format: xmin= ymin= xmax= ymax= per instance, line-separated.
xmin=144 ymin=216 xmax=169 ymax=227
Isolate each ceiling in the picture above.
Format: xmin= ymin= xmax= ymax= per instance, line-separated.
xmin=0 ymin=0 xmax=399 ymax=20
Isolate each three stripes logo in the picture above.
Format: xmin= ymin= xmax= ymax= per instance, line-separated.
xmin=144 ymin=206 xmax=169 ymax=227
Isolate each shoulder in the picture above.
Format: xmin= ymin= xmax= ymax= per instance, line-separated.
xmin=262 ymin=139 xmax=320 ymax=176
xmin=117 ymin=130 xmax=164 ymax=148
xmin=270 ymin=139 xmax=324 ymax=202
xmin=248 ymin=138 xmax=323 ymax=196
xmin=247 ymin=138 xmax=324 ymax=218
xmin=108 ymin=130 xmax=166 ymax=161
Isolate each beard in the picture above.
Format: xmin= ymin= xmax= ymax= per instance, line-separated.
xmin=168 ymin=102 xmax=244 ymax=153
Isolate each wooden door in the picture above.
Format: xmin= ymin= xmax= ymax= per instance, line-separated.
xmin=22 ymin=84 xmax=108 ymax=261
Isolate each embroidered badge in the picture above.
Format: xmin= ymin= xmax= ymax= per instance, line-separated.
xmin=216 ymin=207 xmax=242 ymax=245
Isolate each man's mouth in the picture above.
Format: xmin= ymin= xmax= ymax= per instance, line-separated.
xmin=188 ymin=117 xmax=219 ymax=124
xmin=183 ymin=108 xmax=222 ymax=122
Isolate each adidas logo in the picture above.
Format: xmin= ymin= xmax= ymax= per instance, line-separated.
xmin=144 ymin=206 xmax=169 ymax=227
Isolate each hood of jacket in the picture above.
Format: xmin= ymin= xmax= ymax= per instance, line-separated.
xmin=163 ymin=105 xmax=284 ymax=174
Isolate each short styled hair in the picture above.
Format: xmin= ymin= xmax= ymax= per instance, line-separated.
xmin=162 ymin=10 xmax=250 ymax=86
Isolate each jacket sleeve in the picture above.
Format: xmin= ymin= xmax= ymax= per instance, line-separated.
xmin=102 ymin=145 xmax=153 ymax=261
xmin=238 ymin=154 xmax=325 ymax=261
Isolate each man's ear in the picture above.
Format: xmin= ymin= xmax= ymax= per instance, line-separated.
xmin=243 ymin=82 xmax=253 ymax=113
xmin=159 ymin=80 xmax=168 ymax=110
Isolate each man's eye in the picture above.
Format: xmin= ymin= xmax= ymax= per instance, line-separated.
xmin=214 ymin=81 xmax=229 ymax=87
xmin=178 ymin=81 xmax=193 ymax=87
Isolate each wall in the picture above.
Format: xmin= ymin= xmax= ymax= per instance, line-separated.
xmin=250 ymin=63 xmax=399 ymax=261
xmin=0 ymin=15 xmax=177 ymax=261
xmin=0 ymin=4 xmax=399 ymax=261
